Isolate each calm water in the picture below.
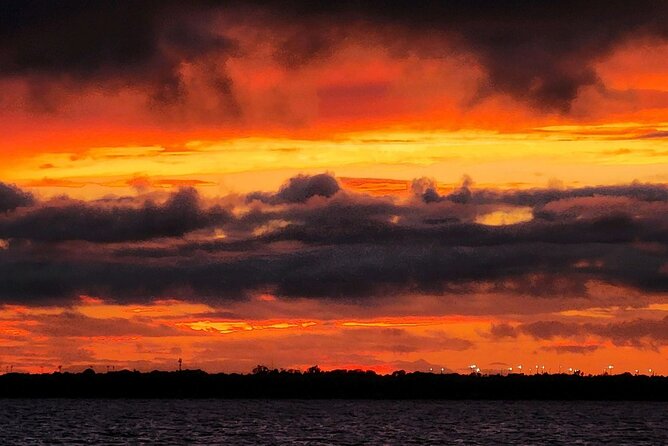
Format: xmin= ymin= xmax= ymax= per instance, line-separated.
xmin=1 ymin=399 xmax=666 ymax=445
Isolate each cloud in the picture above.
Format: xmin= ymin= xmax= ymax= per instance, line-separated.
xmin=449 ymin=175 xmax=473 ymax=204
xmin=247 ymin=173 xmax=341 ymax=204
xmin=257 ymin=1 xmax=668 ymax=111
xmin=0 ymin=175 xmax=666 ymax=305
xmin=410 ymin=177 xmax=441 ymax=204
xmin=0 ymin=187 xmax=229 ymax=243
xmin=0 ymin=236 xmax=664 ymax=304
xmin=29 ymin=311 xmax=180 ymax=338
xmin=489 ymin=323 xmax=517 ymax=338
xmin=414 ymin=177 xmax=668 ymax=207
xmin=637 ymin=131 xmax=668 ymax=139
xmin=0 ymin=1 xmax=237 ymax=107
xmin=492 ymin=317 xmax=668 ymax=348
xmin=4 ymin=2 xmax=668 ymax=112
xmin=0 ymin=182 xmax=34 ymax=213
xmin=540 ymin=345 xmax=600 ymax=354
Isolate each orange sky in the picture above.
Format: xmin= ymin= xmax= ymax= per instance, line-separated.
xmin=0 ymin=2 xmax=667 ymax=375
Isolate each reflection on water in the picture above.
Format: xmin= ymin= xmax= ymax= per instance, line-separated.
xmin=1 ymin=399 xmax=666 ymax=445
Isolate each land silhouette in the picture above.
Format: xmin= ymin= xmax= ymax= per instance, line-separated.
xmin=0 ymin=367 xmax=666 ymax=400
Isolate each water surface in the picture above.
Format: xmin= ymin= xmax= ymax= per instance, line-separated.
xmin=1 ymin=399 xmax=666 ymax=445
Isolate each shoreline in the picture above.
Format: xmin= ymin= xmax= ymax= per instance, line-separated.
xmin=1 ymin=369 xmax=666 ymax=400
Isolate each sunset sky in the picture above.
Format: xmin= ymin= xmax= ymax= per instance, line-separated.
xmin=1 ymin=1 xmax=667 ymax=375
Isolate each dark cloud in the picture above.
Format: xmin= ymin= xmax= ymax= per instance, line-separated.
xmin=488 ymin=183 xmax=668 ymax=208
xmin=411 ymin=177 xmax=440 ymax=204
xmin=448 ymin=175 xmax=473 ymax=204
xmin=0 ymin=175 xmax=666 ymax=305
xmin=411 ymin=176 xmax=473 ymax=204
xmin=414 ymin=177 xmax=668 ymax=207
xmin=260 ymin=209 xmax=665 ymax=247
xmin=0 ymin=188 xmax=229 ymax=242
xmin=0 ymin=236 xmax=665 ymax=304
xmin=30 ymin=311 xmax=179 ymax=338
xmin=0 ymin=0 xmax=235 ymax=105
xmin=594 ymin=317 xmax=668 ymax=347
xmin=489 ymin=323 xmax=518 ymax=338
xmin=0 ymin=182 xmax=34 ymax=213
xmin=3 ymin=2 xmax=668 ymax=111
xmin=258 ymin=0 xmax=668 ymax=111
xmin=540 ymin=345 xmax=600 ymax=354
xmin=247 ymin=173 xmax=341 ymax=204
xmin=492 ymin=317 xmax=668 ymax=348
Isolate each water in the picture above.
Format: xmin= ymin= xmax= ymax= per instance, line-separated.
xmin=1 ymin=399 xmax=666 ymax=445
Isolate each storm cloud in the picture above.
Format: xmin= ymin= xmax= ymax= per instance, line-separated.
xmin=0 ymin=188 xmax=229 ymax=243
xmin=0 ymin=182 xmax=34 ymax=213
xmin=3 ymin=1 xmax=668 ymax=111
xmin=0 ymin=0 xmax=237 ymax=107
xmin=247 ymin=173 xmax=341 ymax=204
xmin=0 ymin=174 xmax=666 ymax=305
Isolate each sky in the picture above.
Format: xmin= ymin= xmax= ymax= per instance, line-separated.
xmin=0 ymin=0 xmax=667 ymax=375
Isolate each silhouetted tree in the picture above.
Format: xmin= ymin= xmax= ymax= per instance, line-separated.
xmin=252 ymin=365 xmax=270 ymax=375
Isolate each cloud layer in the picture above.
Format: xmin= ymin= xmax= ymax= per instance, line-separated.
xmin=3 ymin=1 xmax=668 ymax=113
xmin=0 ymin=173 xmax=666 ymax=305
xmin=492 ymin=316 xmax=668 ymax=349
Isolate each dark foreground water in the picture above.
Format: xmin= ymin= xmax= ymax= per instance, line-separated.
xmin=1 ymin=399 xmax=666 ymax=445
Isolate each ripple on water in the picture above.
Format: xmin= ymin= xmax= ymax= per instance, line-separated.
xmin=0 ymin=400 xmax=667 ymax=445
